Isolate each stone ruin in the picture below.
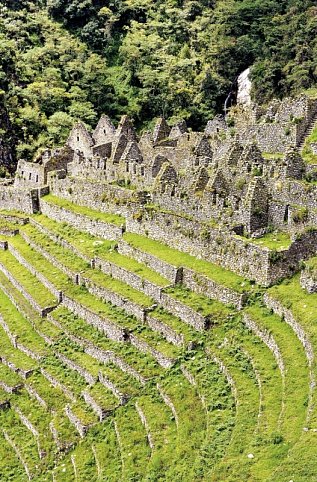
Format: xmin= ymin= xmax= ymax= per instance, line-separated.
xmin=2 ymin=94 xmax=317 ymax=287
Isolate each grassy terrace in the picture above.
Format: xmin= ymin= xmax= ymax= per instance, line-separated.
xmin=75 ymin=423 xmax=122 ymax=482
xmin=41 ymin=194 xmax=125 ymax=226
xmin=0 ymin=219 xmax=19 ymax=231
xmin=0 ymin=329 xmax=36 ymax=373
xmin=207 ymin=342 xmax=260 ymax=482
xmin=0 ymin=285 xmax=47 ymax=357
xmin=67 ymin=444 xmax=97 ymax=481
xmin=1 ymin=413 xmax=43 ymax=479
xmin=115 ymin=404 xmax=151 ymax=480
xmin=85 ymin=383 xmax=118 ymax=411
xmin=53 ymin=460 xmax=75 ymax=482
xmin=266 ymin=277 xmax=317 ymax=480
xmin=302 ymin=125 xmax=317 ymax=164
xmin=70 ymin=400 xmax=98 ymax=427
xmin=0 ymin=364 xmax=23 ymax=388
xmin=181 ymin=355 xmax=235 ymax=478
xmin=29 ymin=215 xmax=169 ymax=286
xmin=0 ymin=270 xmax=61 ymax=344
xmin=123 ymin=232 xmax=252 ymax=293
xmin=50 ymin=410 xmax=79 ymax=451
xmin=0 ymin=246 xmax=57 ymax=309
xmin=164 ymin=285 xmax=233 ymax=320
xmin=242 ymin=231 xmax=292 ymax=250
xmin=136 ymin=390 xmax=178 ymax=472
xmin=160 ymin=372 xmax=207 ymax=480
xmin=244 ymin=304 xmax=309 ymax=479
xmin=11 ymin=230 xmax=154 ymax=308
xmin=3 ymin=234 xmax=180 ymax=360
xmin=12 ymin=391 xmax=55 ymax=449
xmin=151 ymin=306 xmax=197 ymax=344
xmin=53 ymin=337 xmax=142 ymax=397
xmin=26 ymin=371 xmax=69 ymax=412
xmin=0 ymin=210 xmax=29 ymax=219
xmin=49 ymin=307 xmax=163 ymax=379
xmin=0 ymin=431 xmax=28 ymax=482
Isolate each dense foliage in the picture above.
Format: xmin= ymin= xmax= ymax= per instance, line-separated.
xmin=0 ymin=0 xmax=317 ymax=167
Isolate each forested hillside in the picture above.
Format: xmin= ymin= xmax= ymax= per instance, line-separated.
xmin=0 ymin=0 xmax=317 ymax=169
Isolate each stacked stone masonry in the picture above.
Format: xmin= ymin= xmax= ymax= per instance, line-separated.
xmin=1 ymin=93 xmax=317 ymax=287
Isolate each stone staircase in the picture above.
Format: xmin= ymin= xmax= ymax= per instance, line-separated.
xmin=298 ymin=110 xmax=317 ymax=150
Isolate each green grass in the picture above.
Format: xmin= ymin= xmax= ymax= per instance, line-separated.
xmin=0 ymin=285 xmax=47 ymax=356
xmin=0 ymin=210 xmax=29 ymax=220
xmin=29 ymin=216 xmax=169 ymax=286
xmin=49 ymin=306 xmax=163 ymax=379
xmin=85 ymin=383 xmax=118 ymax=412
xmin=207 ymin=342 xmax=260 ymax=482
xmin=26 ymin=371 xmax=69 ymax=412
xmin=114 ymin=404 xmax=151 ymax=480
xmin=0 ymin=248 xmax=57 ymax=309
xmin=165 ymin=285 xmax=232 ymax=320
xmin=0 ymin=364 xmax=23 ymax=388
xmin=0 ymin=269 xmax=62 ymax=344
xmin=42 ymin=354 xmax=89 ymax=397
xmin=87 ymin=422 xmax=122 ymax=482
xmin=41 ymin=194 xmax=125 ymax=226
xmin=302 ymin=125 xmax=317 ymax=164
xmin=262 ymin=152 xmax=284 ymax=160
xmin=265 ymin=278 xmax=317 ymax=481
xmin=32 ymin=213 xmax=115 ymax=258
xmin=124 ymin=232 xmax=252 ymax=293
xmin=243 ymin=304 xmax=309 ymax=480
xmin=0 ymin=431 xmax=29 ymax=481
xmin=160 ymin=371 xmax=207 ymax=481
xmin=69 ymin=400 xmax=98 ymax=427
xmin=0 ymin=409 xmax=44 ymax=479
xmin=85 ymin=267 xmax=154 ymax=308
xmin=181 ymin=354 xmax=236 ymax=478
xmin=67 ymin=444 xmax=98 ymax=482
xmin=150 ymin=306 xmax=198 ymax=344
xmin=136 ymin=391 xmax=178 ymax=477
xmin=22 ymin=223 xmax=168 ymax=296
xmin=0 ymin=327 xmax=37 ymax=372
xmin=245 ymin=231 xmax=291 ymax=250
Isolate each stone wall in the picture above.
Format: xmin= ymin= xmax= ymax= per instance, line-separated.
xmin=125 ymin=209 xmax=317 ymax=286
xmin=125 ymin=210 xmax=271 ymax=285
xmin=237 ymin=123 xmax=296 ymax=153
xmin=118 ymin=241 xmax=182 ymax=284
xmin=48 ymin=175 xmax=136 ymax=218
xmin=129 ymin=333 xmax=174 ymax=369
xmin=29 ymin=218 xmax=91 ymax=263
xmin=0 ymin=186 xmax=39 ymax=214
xmin=159 ymin=292 xmax=207 ymax=331
xmin=146 ymin=314 xmax=184 ymax=347
xmin=182 ymin=268 xmax=247 ymax=309
xmin=40 ymin=198 xmax=124 ymax=240
xmin=62 ymin=294 xmax=127 ymax=342
xmin=78 ymin=273 xmax=149 ymax=322
xmin=264 ymin=293 xmax=314 ymax=370
xmin=300 ymin=263 xmax=317 ymax=293
xmin=14 ymin=160 xmax=45 ymax=188
xmin=94 ymin=256 xmax=164 ymax=302
xmin=266 ymin=230 xmax=317 ymax=283
xmin=0 ymin=260 xmax=57 ymax=316
xmin=7 ymin=242 xmax=63 ymax=302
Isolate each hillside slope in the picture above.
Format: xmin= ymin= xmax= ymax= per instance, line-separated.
xmin=0 ymin=0 xmax=317 ymax=168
